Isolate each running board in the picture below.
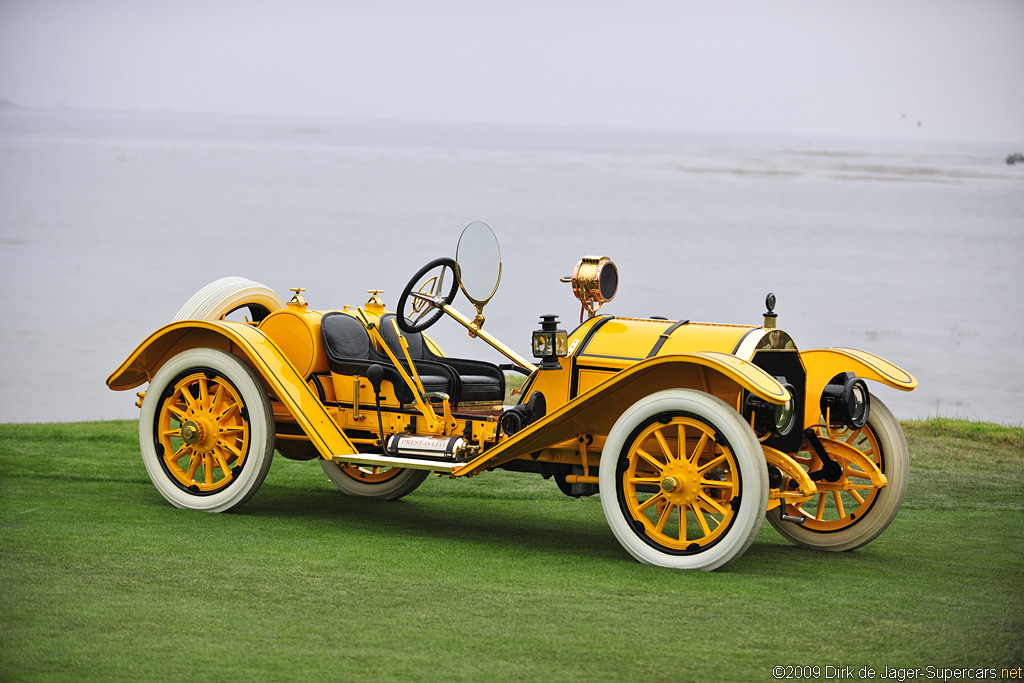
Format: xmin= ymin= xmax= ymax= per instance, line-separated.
xmin=325 ymin=451 xmax=468 ymax=472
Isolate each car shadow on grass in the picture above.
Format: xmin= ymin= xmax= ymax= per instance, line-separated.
xmin=241 ymin=481 xmax=626 ymax=562
xmin=234 ymin=480 xmax=895 ymax=573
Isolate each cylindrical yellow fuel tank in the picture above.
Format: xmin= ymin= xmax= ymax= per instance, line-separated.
xmin=258 ymin=307 xmax=328 ymax=378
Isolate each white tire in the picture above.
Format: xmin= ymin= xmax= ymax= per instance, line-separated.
xmin=139 ymin=348 xmax=275 ymax=512
xmin=319 ymin=461 xmax=429 ymax=500
xmin=173 ymin=276 xmax=284 ymax=323
xmin=766 ymin=395 xmax=908 ymax=551
xmin=599 ymin=389 xmax=768 ymax=571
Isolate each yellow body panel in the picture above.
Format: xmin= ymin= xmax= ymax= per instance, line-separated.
xmin=456 ymin=352 xmax=791 ymax=477
xmin=569 ymin=317 xmax=761 ymax=363
xmin=106 ymin=320 xmax=358 ymax=459
xmin=800 ymin=347 xmax=917 ymax=427
xmin=577 ymin=318 xmax=675 ymax=359
xmin=257 ymin=308 xmax=329 ymax=378
xmin=659 ymin=323 xmax=760 ymax=356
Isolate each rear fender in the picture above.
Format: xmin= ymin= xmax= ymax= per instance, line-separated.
xmin=107 ymin=321 xmax=357 ymax=459
xmin=454 ymin=352 xmax=790 ymax=476
xmin=800 ymin=347 xmax=917 ymax=427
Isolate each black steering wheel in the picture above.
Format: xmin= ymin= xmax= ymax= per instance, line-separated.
xmin=396 ymin=257 xmax=460 ymax=333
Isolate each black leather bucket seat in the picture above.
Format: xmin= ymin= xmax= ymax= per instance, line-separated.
xmin=377 ymin=314 xmax=505 ymax=403
xmin=321 ymin=312 xmax=457 ymax=405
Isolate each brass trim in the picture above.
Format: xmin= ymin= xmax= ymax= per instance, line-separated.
xmin=437 ymin=301 xmax=536 ymax=371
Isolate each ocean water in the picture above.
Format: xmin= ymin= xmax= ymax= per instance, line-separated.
xmin=1 ymin=108 xmax=1022 ymax=425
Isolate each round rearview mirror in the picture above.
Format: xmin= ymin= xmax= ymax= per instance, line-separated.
xmin=455 ymin=221 xmax=502 ymax=306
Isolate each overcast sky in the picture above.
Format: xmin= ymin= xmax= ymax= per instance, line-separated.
xmin=1 ymin=0 xmax=1022 ymax=143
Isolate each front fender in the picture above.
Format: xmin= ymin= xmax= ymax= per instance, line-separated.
xmin=800 ymin=347 xmax=917 ymax=427
xmin=454 ymin=352 xmax=790 ymax=476
xmin=107 ymin=321 xmax=357 ymax=459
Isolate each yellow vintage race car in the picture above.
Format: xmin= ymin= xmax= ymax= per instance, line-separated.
xmin=108 ymin=222 xmax=917 ymax=570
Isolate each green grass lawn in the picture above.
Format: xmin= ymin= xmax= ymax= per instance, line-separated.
xmin=1 ymin=418 xmax=1022 ymax=681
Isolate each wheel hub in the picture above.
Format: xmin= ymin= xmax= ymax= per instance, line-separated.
xmin=660 ymin=460 xmax=700 ymax=506
xmin=181 ymin=419 xmax=214 ymax=451
xmin=181 ymin=420 xmax=204 ymax=445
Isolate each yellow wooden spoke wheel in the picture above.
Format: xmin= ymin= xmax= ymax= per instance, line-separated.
xmin=600 ymin=390 xmax=768 ymax=571
xmin=156 ymin=371 xmax=250 ymax=493
xmin=621 ymin=416 xmax=740 ymax=551
xmin=766 ymin=394 xmax=908 ymax=551
xmin=139 ymin=348 xmax=275 ymax=512
xmin=319 ymin=461 xmax=429 ymax=500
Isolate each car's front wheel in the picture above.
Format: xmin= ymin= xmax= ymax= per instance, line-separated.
xmin=766 ymin=394 xmax=908 ymax=551
xmin=599 ymin=389 xmax=768 ymax=570
xmin=139 ymin=348 xmax=275 ymax=512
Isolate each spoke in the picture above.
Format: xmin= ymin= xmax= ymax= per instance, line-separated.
xmin=845 ymin=467 xmax=870 ymax=480
xmin=697 ymin=452 xmax=727 ymax=475
xmin=844 ymin=428 xmax=864 ymax=444
xmin=628 ymin=476 xmax=662 ymax=486
xmin=218 ymin=401 xmax=240 ymax=421
xmin=168 ymin=404 xmax=188 ymax=421
xmin=634 ymin=447 xmax=665 ymax=473
xmin=654 ymin=428 xmax=676 ymax=462
xmin=691 ymin=503 xmax=712 ymax=538
xmin=636 ymin=491 xmax=665 ymax=514
xmin=218 ymin=439 xmax=243 ymax=458
xmin=210 ymin=383 xmax=225 ymax=414
xmin=654 ymin=502 xmax=675 ymax=534
xmin=170 ymin=442 xmax=189 ymax=460
xmin=198 ymin=377 xmax=209 ymax=410
xmin=688 ymin=433 xmax=710 ymax=466
xmin=180 ymin=385 xmax=197 ymax=410
xmin=413 ymin=305 xmax=432 ymax=324
xmin=833 ymin=490 xmax=846 ymax=518
xmin=425 ymin=275 xmax=440 ymax=297
xmin=204 ymin=454 xmax=214 ymax=486
xmin=162 ymin=428 xmax=183 ymax=438
xmin=850 ymin=489 xmax=866 ymax=505
xmin=697 ymin=492 xmax=728 ymax=517
xmin=214 ymin=448 xmax=233 ymax=478
xmin=815 ymin=492 xmax=827 ymax=520
xmin=847 ymin=483 xmax=875 ymax=491
xmin=185 ymin=453 xmax=200 ymax=481
xmin=677 ymin=423 xmax=686 ymax=463
xmin=700 ymin=477 xmax=734 ymax=493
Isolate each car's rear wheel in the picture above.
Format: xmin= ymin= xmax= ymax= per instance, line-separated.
xmin=600 ymin=389 xmax=768 ymax=570
xmin=319 ymin=461 xmax=430 ymax=500
xmin=139 ymin=348 xmax=275 ymax=512
xmin=766 ymin=394 xmax=908 ymax=551
xmin=173 ymin=276 xmax=284 ymax=323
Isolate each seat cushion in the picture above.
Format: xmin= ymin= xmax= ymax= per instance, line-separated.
xmin=379 ymin=313 xmax=427 ymax=360
xmin=321 ymin=312 xmax=372 ymax=362
xmin=457 ymin=374 xmax=504 ymax=402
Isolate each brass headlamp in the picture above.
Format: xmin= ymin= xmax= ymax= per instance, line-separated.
xmin=561 ymin=256 xmax=618 ymax=322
